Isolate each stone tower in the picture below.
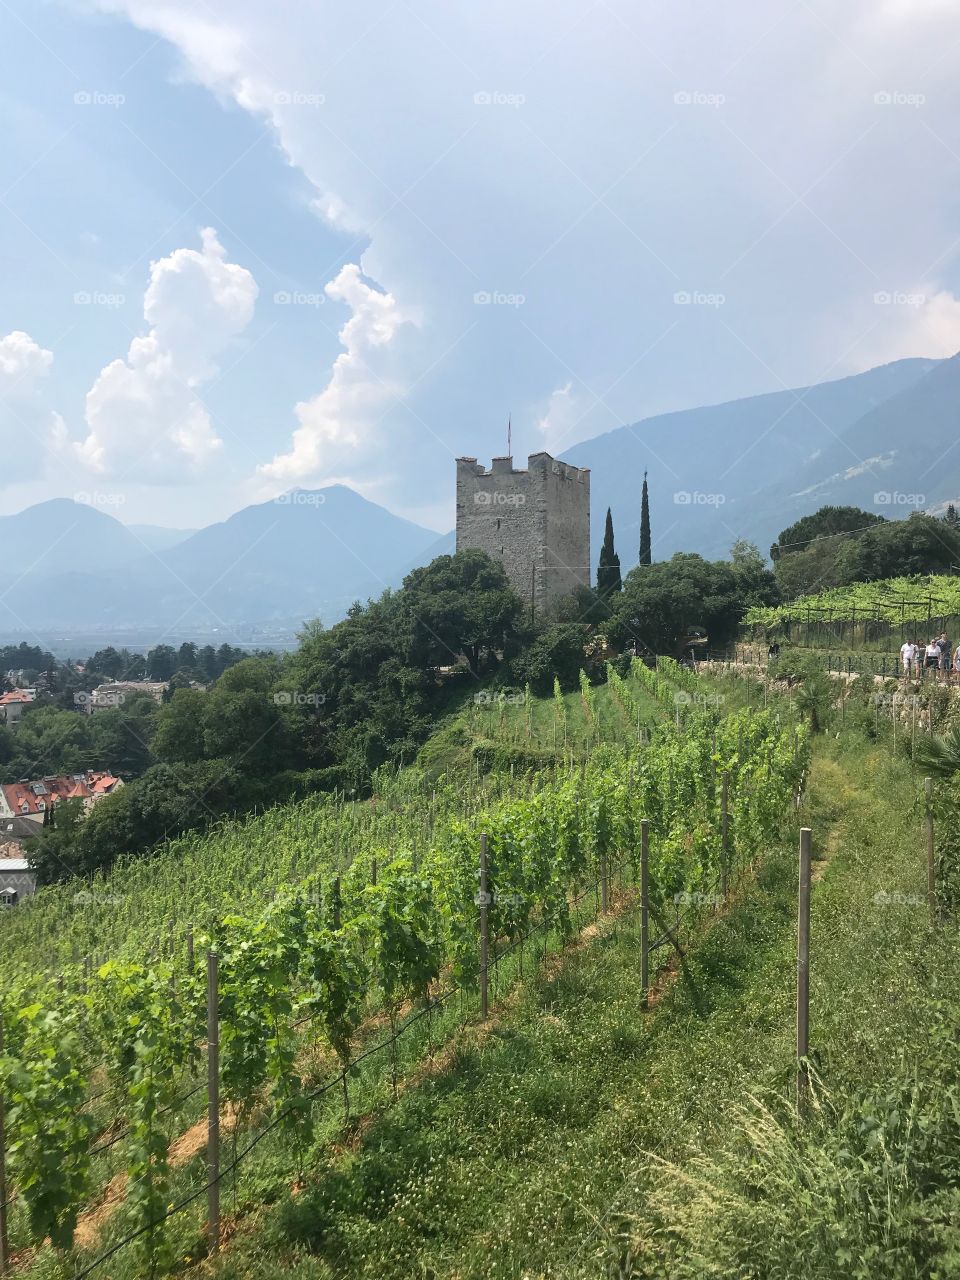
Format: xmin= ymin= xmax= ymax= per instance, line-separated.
xmin=455 ymin=452 xmax=591 ymax=615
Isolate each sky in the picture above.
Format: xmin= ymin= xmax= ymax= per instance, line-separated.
xmin=3 ymin=0 xmax=960 ymax=534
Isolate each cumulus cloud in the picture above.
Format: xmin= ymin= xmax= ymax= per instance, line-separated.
xmin=259 ymin=263 xmax=412 ymax=483
xmin=89 ymin=0 xmax=960 ymax=501
xmin=0 ymin=332 xmax=59 ymax=484
xmin=0 ymin=331 xmax=53 ymax=384
xmin=71 ymin=228 xmax=257 ymax=481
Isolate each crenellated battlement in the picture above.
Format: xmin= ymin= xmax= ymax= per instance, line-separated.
xmin=455 ymin=451 xmax=590 ymax=615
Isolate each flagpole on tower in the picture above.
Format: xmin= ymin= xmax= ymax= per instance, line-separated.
xmin=507 ymin=414 xmax=512 ymax=457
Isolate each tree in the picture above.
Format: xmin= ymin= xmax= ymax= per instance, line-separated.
xmin=151 ymin=687 xmax=208 ymax=764
xmin=609 ymin=554 xmax=743 ymax=656
xmin=943 ymin=504 xmax=960 ymax=529
xmin=1 ymin=706 xmax=92 ymax=781
xmin=596 ymin=508 xmax=623 ymax=597
xmin=201 ymin=657 xmax=295 ymax=775
xmin=87 ymin=647 xmax=124 ymax=679
xmin=87 ymin=693 xmax=158 ymax=776
xmin=639 ymin=471 xmax=652 ymax=566
xmin=508 ymin=623 xmax=591 ymax=695
xmin=177 ymin=641 xmax=198 ymax=670
xmin=401 ymin=550 xmax=524 ymax=675
xmin=728 ymin=539 xmax=780 ymax=610
xmin=770 ymin=506 xmax=884 ymax=562
xmin=835 ymin=513 xmax=960 ymax=583
xmin=146 ymin=645 xmax=178 ymax=682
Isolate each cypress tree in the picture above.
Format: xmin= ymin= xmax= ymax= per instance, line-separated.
xmin=597 ymin=507 xmax=622 ymax=597
xmin=639 ymin=471 xmax=652 ymax=565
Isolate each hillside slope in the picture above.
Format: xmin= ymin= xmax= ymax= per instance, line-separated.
xmin=562 ymin=356 xmax=938 ymax=564
xmin=200 ymin=726 xmax=956 ymax=1280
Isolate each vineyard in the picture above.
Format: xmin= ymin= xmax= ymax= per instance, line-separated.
xmin=0 ymin=664 xmax=667 ymax=985
xmin=745 ymin=574 xmax=960 ymax=647
xmin=0 ymin=662 xmax=807 ymax=1279
xmin=461 ymin=660 xmax=664 ymax=757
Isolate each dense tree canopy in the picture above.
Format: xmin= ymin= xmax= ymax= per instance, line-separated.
xmin=770 ymin=506 xmax=885 ymax=561
xmin=771 ymin=505 xmax=960 ymax=598
xmin=608 ymin=554 xmax=747 ymax=655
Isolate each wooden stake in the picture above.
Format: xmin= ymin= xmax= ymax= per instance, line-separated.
xmin=186 ymin=926 xmax=194 ymax=971
xmin=640 ymin=820 xmax=650 ymax=1006
xmin=206 ymin=951 xmax=220 ymax=1255
xmin=0 ymin=1014 xmax=8 ymax=1275
xmin=479 ymin=833 xmax=490 ymax=1020
xmin=797 ymin=828 xmax=812 ymax=1112
xmin=720 ymin=771 xmax=729 ymax=895
xmin=925 ymin=777 xmax=936 ymax=924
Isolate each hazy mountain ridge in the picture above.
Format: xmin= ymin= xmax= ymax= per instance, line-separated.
xmin=561 ymin=356 xmax=941 ymax=564
xmin=0 ymin=487 xmax=439 ymax=634
xmin=2 ymin=354 xmax=959 ymax=634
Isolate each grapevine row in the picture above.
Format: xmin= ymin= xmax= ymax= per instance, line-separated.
xmin=0 ymin=703 xmax=806 ymax=1273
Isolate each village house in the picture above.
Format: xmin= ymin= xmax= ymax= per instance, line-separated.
xmin=0 ymin=689 xmax=36 ymax=728
xmin=0 ymin=772 xmax=123 ymax=824
xmin=75 ymin=681 xmax=167 ymax=714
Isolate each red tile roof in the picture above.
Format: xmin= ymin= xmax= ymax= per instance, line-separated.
xmin=2 ymin=772 xmax=121 ymax=816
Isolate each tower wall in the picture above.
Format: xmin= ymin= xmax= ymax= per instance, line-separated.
xmin=455 ymin=452 xmax=590 ymax=615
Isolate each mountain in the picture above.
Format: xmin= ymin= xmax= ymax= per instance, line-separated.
xmin=152 ymin=486 xmax=440 ymax=625
xmin=752 ymin=351 xmax=960 ymax=529
xmin=3 ymin=354 xmax=957 ymax=637
xmin=0 ymin=488 xmax=440 ymax=634
xmin=561 ymin=356 xmax=940 ymax=565
xmin=127 ymin=524 xmax=196 ymax=554
xmin=0 ymin=498 xmax=147 ymax=576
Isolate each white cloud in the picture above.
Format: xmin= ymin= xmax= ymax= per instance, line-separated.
xmin=851 ymin=288 xmax=960 ymax=368
xmin=259 ymin=263 xmax=412 ymax=483
xmin=71 ymin=228 xmax=257 ymax=481
xmin=310 ymin=194 xmax=367 ymax=236
xmin=0 ymin=331 xmax=52 ymax=385
xmin=0 ymin=332 xmax=58 ymax=484
xmin=536 ymin=382 xmax=581 ymax=450
xmin=89 ymin=0 xmax=960 ymax=501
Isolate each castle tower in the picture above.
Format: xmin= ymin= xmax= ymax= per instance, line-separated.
xmin=455 ymin=452 xmax=591 ymax=615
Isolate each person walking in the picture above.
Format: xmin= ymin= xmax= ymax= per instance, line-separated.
xmin=925 ymin=639 xmax=941 ymax=674
xmin=901 ymin=639 xmax=914 ymax=676
xmin=953 ymin=641 xmax=960 ymax=678
xmin=941 ymin=633 xmax=952 ymax=673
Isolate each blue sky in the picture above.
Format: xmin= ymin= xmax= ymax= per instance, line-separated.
xmin=3 ymin=0 xmax=960 ymax=533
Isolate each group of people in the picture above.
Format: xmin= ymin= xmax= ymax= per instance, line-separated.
xmin=900 ymin=634 xmax=960 ymax=676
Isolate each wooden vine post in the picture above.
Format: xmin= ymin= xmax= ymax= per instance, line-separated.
xmin=332 ymin=876 xmax=342 ymax=930
xmin=0 ymin=1013 xmax=8 ymax=1276
xmin=797 ymin=828 xmax=812 ymax=1112
xmin=479 ymin=833 xmax=490 ymax=1020
xmin=206 ymin=951 xmax=220 ymax=1255
xmin=720 ymin=771 xmax=729 ymax=897
xmin=925 ymin=777 xmax=936 ymax=924
xmin=640 ymin=819 xmax=650 ymax=1007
